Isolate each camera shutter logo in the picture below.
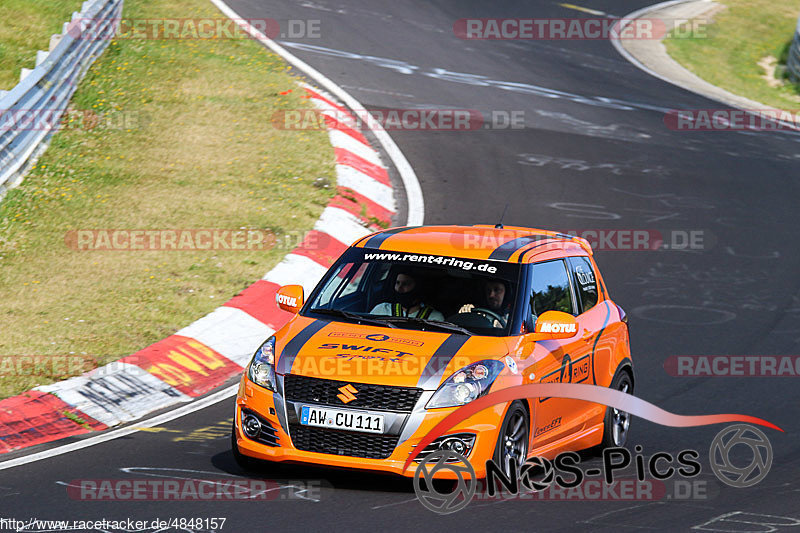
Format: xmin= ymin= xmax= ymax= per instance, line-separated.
xmin=519 ymin=456 xmax=555 ymax=492
xmin=709 ymin=424 xmax=772 ymax=488
xmin=413 ymin=449 xmax=476 ymax=514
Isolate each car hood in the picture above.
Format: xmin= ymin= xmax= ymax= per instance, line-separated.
xmin=274 ymin=316 xmax=512 ymax=389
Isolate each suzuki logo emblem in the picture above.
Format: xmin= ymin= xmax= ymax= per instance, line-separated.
xmin=337 ymin=384 xmax=358 ymax=404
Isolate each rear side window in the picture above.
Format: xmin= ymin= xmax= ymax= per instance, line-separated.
xmin=568 ymin=256 xmax=599 ymax=312
xmin=530 ymin=260 xmax=573 ymax=316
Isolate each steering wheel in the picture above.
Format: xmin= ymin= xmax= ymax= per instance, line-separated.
xmin=470 ymin=307 xmax=507 ymax=328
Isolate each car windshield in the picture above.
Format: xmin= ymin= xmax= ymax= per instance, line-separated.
xmin=303 ymin=248 xmax=522 ymax=336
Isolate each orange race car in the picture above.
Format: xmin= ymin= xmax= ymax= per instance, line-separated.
xmin=232 ymin=225 xmax=633 ymax=479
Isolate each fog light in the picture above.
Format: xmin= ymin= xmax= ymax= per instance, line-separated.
xmin=242 ymin=414 xmax=261 ymax=438
xmin=440 ymin=437 xmax=467 ymax=455
xmin=414 ymin=433 xmax=476 ymax=462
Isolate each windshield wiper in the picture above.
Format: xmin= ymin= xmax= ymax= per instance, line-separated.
xmin=310 ymin=308 xmax=398 ymax=328
xmin=377 ymin=316 xmax=473 ymax=336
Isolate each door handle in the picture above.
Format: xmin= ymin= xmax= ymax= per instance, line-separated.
xmin=581 ymin=328 xmax=594 ymax=343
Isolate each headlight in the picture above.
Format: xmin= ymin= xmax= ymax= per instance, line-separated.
xmin=426 ymin=360 xmax=505 ymax=408
xmin=248 ymin=337 xmax=276 ymax=391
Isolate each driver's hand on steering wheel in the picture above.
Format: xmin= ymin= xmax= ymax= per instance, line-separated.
xmin=459 ymin=303 xmax=504 ymax=327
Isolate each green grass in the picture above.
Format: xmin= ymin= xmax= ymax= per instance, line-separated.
xmin=61 ymin=409 xmax=91 ymax=429
xmin=665 ymin=0 xmax=800 ymax=110
xmin=0 ymin=0 xmax=337 ymax=398
xmin=0 ymin=0 xmax=85 ymax=89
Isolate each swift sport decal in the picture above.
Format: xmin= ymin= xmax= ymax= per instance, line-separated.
xmin=402 ymin=382 xmax=783 ymax=472
xmin=319 ymin=343 xmax=415 ymax=358
xmin=327 ymin=331 xmax=424 ymax=346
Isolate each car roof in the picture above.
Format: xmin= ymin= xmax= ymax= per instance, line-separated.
xmin=352 ymin=224 xmax=592 ymax=263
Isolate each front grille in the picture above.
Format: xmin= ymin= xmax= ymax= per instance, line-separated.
xmin=289 ymin=425 xmax=400 ymax=459
xmin=284 ymin=374 xmax=423 ymax=412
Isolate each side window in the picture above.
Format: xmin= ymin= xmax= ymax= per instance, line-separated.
xmin=530 ymin=260 xmax=574 ymax=317
xmin=315 ymin=262 xmax=357 ymax=307
xmin=568 ymin=257 xmax=599 ymax=313
xmin=339 ymin=262 xmax=369 ymax=297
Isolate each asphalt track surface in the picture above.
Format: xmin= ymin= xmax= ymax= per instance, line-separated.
xmin=4 ymin=1 xmax=800 ymax=531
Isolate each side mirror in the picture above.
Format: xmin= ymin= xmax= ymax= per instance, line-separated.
xmin=276 ymin=285 xmax=304 ymax=313
xmin=533 ymin=310 xmax=578 ymax=340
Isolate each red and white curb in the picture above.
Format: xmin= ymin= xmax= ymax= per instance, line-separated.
xmin=0 ymin=85 xmax=397 ymax=454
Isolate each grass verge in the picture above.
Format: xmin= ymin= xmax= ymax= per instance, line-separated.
xmin=664 ymin=0 xmax=800 ymax=110
xmin=0 ymin=0 xmax=337 ymax=398
xmin=0 ymin=0 xmax=85 ymax=89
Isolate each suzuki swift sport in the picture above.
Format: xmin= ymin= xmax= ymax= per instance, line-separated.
xmin=232 ymin=225 xmax=633 ymax=479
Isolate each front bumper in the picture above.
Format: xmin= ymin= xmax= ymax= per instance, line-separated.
xmin=234 ymin=375 xmax=505 ymax=479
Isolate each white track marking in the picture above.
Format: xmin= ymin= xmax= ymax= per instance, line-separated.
xmin=335 ymin=164 xmax=396 ymax=210
xmin=328 ymin=130 xmax=385 ymax=167
xmin=208 ymin=0 xmax=424 ymax=225
xmin=0 ymin=385 xmax=238 ymax=471
xmin=262 ymin=253 xmax=328 ymax=294
xmin=314 ymin=206 xmax=372 ymax=245
xmin=35 ymin=363 xmax=190 ymax=427
xmin=176 ymin=307 xmax=274 ymax=366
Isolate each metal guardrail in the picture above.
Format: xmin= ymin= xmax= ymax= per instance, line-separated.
xmin=0 ymin=0 xmax=123 ymax=199
xmin=787 ymin=15 xmax=800 ymax=83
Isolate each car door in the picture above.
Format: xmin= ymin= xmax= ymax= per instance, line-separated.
xmin=566 ymin=255 xmax=622 ymax=430
xmin=562 ymin=256 xmax=606 ymax=428
xmin=521 ymin=259 xmax=588 ymax=448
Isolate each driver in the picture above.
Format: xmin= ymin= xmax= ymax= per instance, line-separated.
xmin=459 ymin=279 xmax=510 ymax=327
xmin=370 ymin=270 xmax=444 ymax=321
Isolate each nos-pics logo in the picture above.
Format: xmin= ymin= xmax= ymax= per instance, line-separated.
xmin=413 ymin=424 xmax=773 ymax=514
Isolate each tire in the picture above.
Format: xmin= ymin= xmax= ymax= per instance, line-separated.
xmin=231 ymin=423 xmax=263 ymax=472
xmin=492 ymin=401 xmax=530 ymax=479
xmin=599 ymin=369 xmax=633 ymax=449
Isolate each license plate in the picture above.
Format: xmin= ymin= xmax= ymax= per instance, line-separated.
xmin=300 ymin=405 xmax=384 ymax=434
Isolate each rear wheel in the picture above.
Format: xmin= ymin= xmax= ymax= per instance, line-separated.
xmin=492 ymin=401 xmax=529 ymax=478
xmin=231 ymin=423 xmax=263 ymax=471
xmin=600 ymin=370 xmax=633 ymax=449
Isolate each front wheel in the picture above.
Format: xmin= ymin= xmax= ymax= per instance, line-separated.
xmin=492 ymin=401 xmax=529 ymax=479
xmin=600 ymin=370 xmax=633 ymax=449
